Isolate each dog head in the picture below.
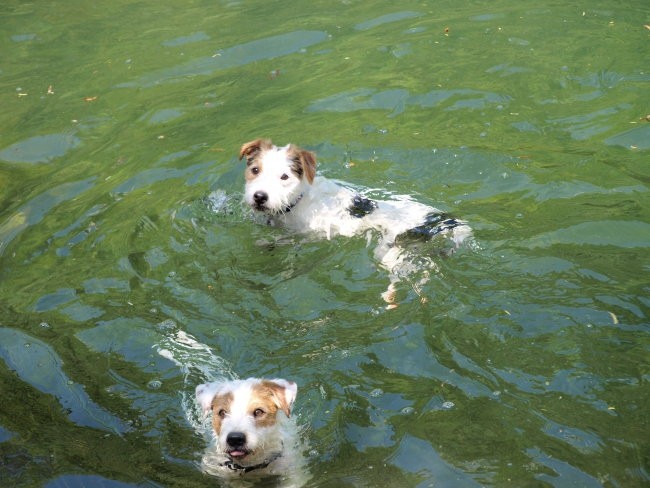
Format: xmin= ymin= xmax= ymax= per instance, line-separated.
xmin=196 ymin=378 xmax=297 ymax=465
xmin=239 ymin=139 xmax=316 ymax=214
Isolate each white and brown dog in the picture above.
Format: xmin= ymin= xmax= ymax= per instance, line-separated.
xmin=196 ymin=378 xmax=306 ymax=485
xmin=239 ymin=138 xmax=471 ymax=304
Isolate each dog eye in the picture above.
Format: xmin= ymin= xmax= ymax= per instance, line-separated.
xmin=280 ymin=174 xmax=289 ymax=180
xmin=217 ymin=409 xmax=227 ymax=419
xmin=253 ymin=408 xmax=265 ymax=418
xmin=251 ymin=167 xmax=260 ymax=175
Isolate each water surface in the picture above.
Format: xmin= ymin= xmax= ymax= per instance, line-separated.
xmin=1 ymin=1 xmax=648 ymax=487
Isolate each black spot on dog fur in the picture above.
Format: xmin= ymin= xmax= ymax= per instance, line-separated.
xmin=395 ymin=213 xmax=461 ymax=245
xmin=348 ymin=195 xmax=378 ymax=218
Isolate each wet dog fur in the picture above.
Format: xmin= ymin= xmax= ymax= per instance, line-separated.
xmin=196 ymin=377 xmax=307 ymax=486
xmin=239 ymin=138 xmax=471 ymax=305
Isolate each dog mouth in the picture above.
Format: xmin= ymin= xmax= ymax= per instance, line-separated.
xmin=226 ymin=448 xmax=251 ymax=460
xmin=251 ymin=201 xmax=283 ymax=215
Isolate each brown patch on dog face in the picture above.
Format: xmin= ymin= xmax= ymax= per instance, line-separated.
xmin=248 ymin=381 xmax=292 ymax=428
xmin=211 ymin=391 xmax=234 ymax=435
xmin=287 ymin=145 xmax=317 ymax=184
xmin=244 ymin=157 xmax=263 ymax=182
xmin=241 ymin=139 xmax=273 ymax=182
xmin=239 ymin=139 xmax=272 ymax=163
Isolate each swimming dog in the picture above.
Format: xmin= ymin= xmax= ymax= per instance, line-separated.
xmin=239 ymin=138 xmax=471 ymax=304
xmin=196 ymin=378 xmax=306 ymax=486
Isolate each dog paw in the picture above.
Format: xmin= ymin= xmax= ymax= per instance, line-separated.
xmin=381 ymin=283 xmax=398 ymax=308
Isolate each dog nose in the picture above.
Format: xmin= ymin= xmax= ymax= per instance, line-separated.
xmin=253 ymin=191 xmax=268 ymax=205
xmin=226 ymin=431 xmax=247 ymax=448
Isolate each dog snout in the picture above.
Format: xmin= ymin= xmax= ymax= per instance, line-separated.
xmin=226 ymin=431 xmax=247 ymax=449
xmin=253 ymin=191 xmax=268 ymax=206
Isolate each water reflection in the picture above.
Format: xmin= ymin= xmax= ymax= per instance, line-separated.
xmin=0 ymin=179 xmax=95 ymax=256
xmin=307 ymin=88 xmax=511 ymax=116
xmin=354 ymin=11 xmax=422 ymax=31
xmin=0 ymin=134 xmax=80 ymax=164
xmin=116 ymin=30 xmax=329 ymax=88
xmin=0 ymin=328 xmax=129 ymax=433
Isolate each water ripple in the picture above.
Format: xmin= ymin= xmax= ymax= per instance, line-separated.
xmin=355 ymin=11 xmax=421 ymax=31
xmin=162 ymin=31 xmax=210 ymax=47
xmin=0 ymin=134 xmax=80 ymax=164
xmin=307 ymin=87 xmax=511 ymax=117
xmin=116 ymin=30 xmax=328 ymax=88
xmin=0 ymin=178 xmax=95 ymax=257
xmin=527 ymin=220 xmax=650 ymax=248
xmin=0 ymin=327 xmax=129 ymax=434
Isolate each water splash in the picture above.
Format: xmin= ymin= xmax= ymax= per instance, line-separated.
xmin=155 ymin=329 xmax=235 ymax=433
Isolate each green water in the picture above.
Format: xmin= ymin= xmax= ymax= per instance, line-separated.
xmin=1 ymin=1 xmax=648 ymax=487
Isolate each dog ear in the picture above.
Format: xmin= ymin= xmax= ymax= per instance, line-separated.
xmin=265 ymin=379 xmax=298 ymax=417
xmin=196 ymin=382 xmax=222 ymax=413
xmin=298 ymin=150 xmax=316 ymax=184
xmin=239 ymin=139 xmax=271 ymax=162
